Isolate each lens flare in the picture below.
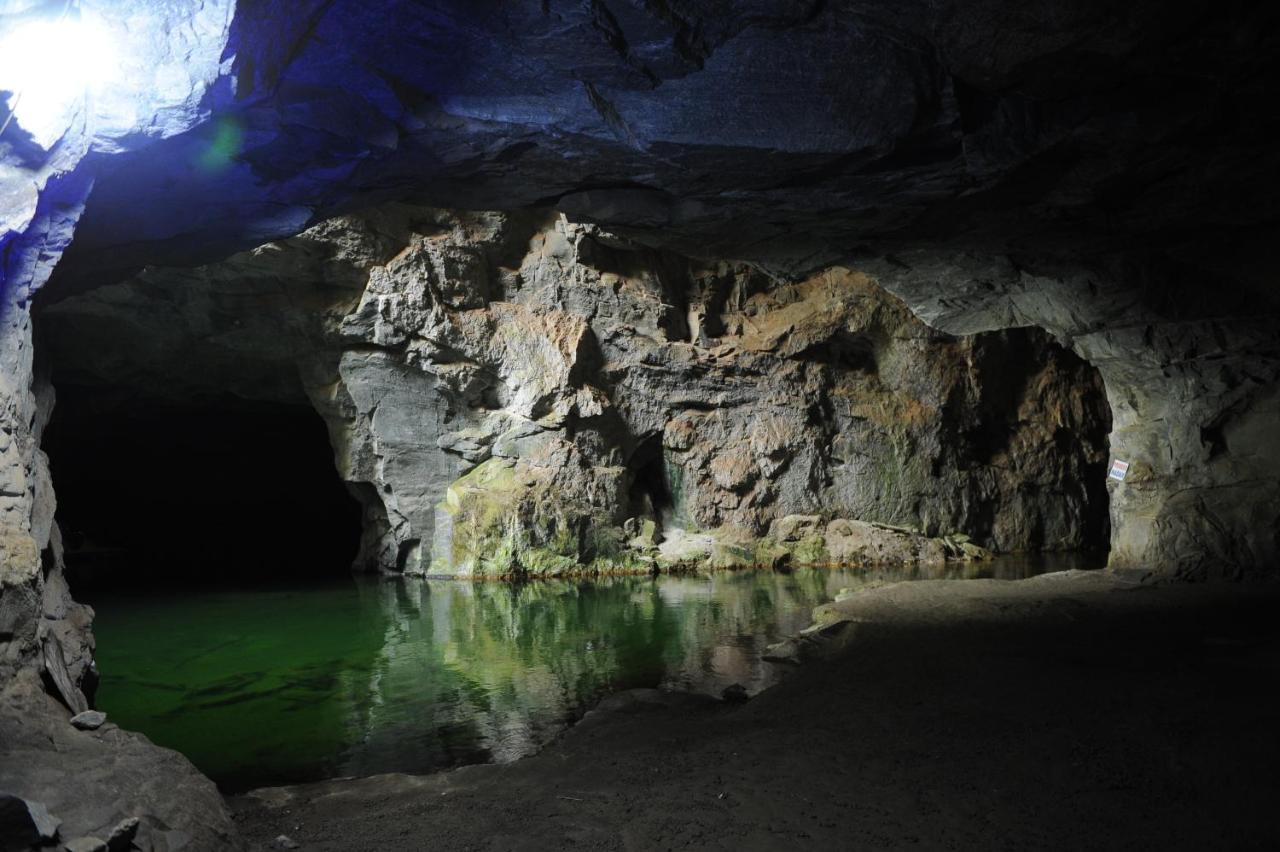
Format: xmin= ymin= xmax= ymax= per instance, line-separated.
xmin=196 ymin=116 xmax=244 ymax=173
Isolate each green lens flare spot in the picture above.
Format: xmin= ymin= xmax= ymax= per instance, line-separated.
xmin=196 ymin=118 xmax=244 ymax=172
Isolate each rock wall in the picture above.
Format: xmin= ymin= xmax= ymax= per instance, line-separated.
xmin=1 ymin=191 xmax=99 ymax=711
xmin=0 ymin=0 xmax=235 ymax=725
xmin=862 ymin=251 xmax=1280 ymax=580
xmin=37 ymin=206 xmax=1111 ymax=578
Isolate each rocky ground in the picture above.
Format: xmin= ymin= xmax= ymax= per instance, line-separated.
xmin=0 ymin=671 xmax=239 ymax=852
xmin=232 ymin=571 xmax=1280 ymax=851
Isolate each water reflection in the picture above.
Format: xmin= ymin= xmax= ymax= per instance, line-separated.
xmin=90 ymin=555 xmax=1090 ymax=791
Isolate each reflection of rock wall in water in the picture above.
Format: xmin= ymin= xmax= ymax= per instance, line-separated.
xmin=345 ymin=559 xmax=1063 ymax=772
xmin=38 ymin=207 xmax=1110 ymax=577
xmin=345 ymin=569 xmax=895 ymax=776
xmin=90 ymin=566 xmax=1022 ymax=790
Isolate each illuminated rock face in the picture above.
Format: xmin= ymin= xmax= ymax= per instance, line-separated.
xmin=37 ymin=208 xmax=1112 ymax=576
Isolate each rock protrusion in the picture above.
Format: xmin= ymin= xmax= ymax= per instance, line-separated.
xmin=0 ymin=794 xmax=61 ymax=850
xmin=69 ymin=711 xmax=106 ymax=731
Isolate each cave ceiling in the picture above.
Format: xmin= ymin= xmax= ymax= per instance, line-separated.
xmin=32 ymin=0 xmax=1280 ymax=296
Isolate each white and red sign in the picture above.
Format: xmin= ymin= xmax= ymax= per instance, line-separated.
xmin=1108 ymin=459 xmax=1129 ymax=481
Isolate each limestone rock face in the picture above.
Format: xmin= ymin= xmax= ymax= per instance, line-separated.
xmin=37 ymin=207 xmax=1110 ymax=577
xmin=0 ymin=319 xmax=94 ymax=706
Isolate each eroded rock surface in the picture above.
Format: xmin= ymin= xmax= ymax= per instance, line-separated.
xmin=0 ymin=672 xmax=242 ymax=852
xmin=38 ymin=207 xmax=1109 ymax=577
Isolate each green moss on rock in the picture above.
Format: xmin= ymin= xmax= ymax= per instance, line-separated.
xmin=433 ymin=459 xmax=523 ymax=576
xmin=790 ymin=533 xmax=831 ymax=566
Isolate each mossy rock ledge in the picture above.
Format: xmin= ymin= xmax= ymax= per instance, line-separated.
xmin=430 ymin=458 xmax=651 ymax=578
xmin=433 ymin=475 xmax=992 ymax=578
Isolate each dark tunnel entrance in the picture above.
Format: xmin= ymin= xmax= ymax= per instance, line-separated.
xmin=627 ymin=435 xmax=676 ymax=532
xmin=42 ymin=385 xmax=363 ymax=597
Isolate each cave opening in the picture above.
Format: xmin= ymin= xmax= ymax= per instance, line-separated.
xmin=953 ymin=326 xmax=1115 ymax=558
xmin=41 ymin=383 xmax=363 ymax=599
xmin=627 ymin=435 xmax=675 ymax=531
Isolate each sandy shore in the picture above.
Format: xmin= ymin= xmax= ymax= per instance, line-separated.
xmin=233 ymin=571 xmax=1280 ymax=850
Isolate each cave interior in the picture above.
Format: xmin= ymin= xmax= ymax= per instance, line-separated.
xmin=1 ymin=1 xmax=1279 ymax=850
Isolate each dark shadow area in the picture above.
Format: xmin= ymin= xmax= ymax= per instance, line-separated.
xmin=627 ymin=435 xmax=674 ymax=530
xmin=934 ymin=325 xmax=1113 ymax=556
xmin=42 ymin=385 xmax=362 ymax=598
xmin=796 ymin=329 xmax=879 ymax=372
xmin=975 ymin=328 xmax=1113 ymax=556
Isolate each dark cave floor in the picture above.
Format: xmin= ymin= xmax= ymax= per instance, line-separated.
xmin=233 ymin=572 xmax=1280 ymax=851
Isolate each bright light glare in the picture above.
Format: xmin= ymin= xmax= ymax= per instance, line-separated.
xmin=0 ymin=14 xmax=119 ymax=147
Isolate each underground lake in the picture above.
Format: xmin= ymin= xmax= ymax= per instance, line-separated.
xmin=83 ymin=557 xmax=1090 ymax=793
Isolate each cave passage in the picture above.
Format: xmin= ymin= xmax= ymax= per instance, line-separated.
xmin=627 ymin=435 xmax=676 ymax=529
xmin=42 ymin=384 xmax=363 ymax=596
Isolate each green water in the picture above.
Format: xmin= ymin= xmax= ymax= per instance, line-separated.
xmin=89 ymin=557 xmax=1084 ymax=792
